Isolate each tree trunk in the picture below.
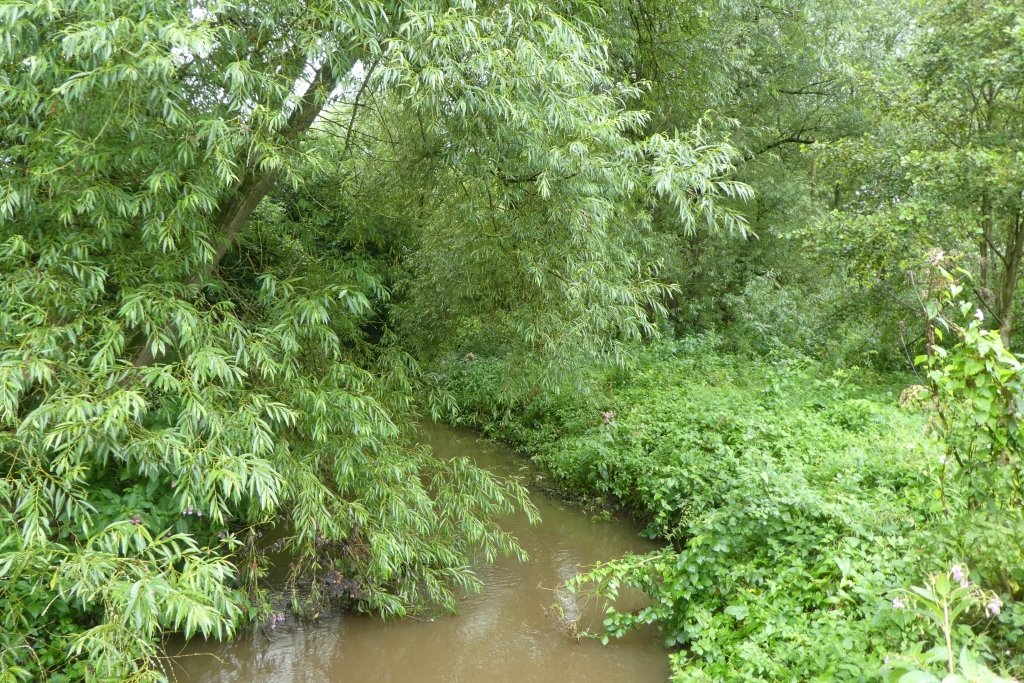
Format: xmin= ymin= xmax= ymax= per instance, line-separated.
xmin=129 ymin=55 xmax=357 ymax=369
xmin=996 ymin=206 xmax=1024 ymax=347
xmin=980 ymin=192 xmax=991 ymax=296
xmin=810 ymin=151 xmax=818 ymax=201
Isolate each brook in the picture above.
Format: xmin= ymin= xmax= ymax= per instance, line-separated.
xmin=169 ymin=423 xmax=670 ymax=682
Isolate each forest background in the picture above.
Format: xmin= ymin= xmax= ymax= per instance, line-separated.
xmin=2 ymin=0 xmax=1024 ymax=681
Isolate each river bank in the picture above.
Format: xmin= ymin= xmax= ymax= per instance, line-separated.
xmin=437 ymin=338 xmax=1020 ymax=680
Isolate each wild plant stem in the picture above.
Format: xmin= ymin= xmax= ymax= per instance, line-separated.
xmin=943 ymin=600 xmax=954 ymax=674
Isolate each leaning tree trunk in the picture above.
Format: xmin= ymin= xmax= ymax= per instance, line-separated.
xmin=996 ymin=207 xmax=1024 ymax=347
xmin=129 ymin=54 xmax=358 ymax=369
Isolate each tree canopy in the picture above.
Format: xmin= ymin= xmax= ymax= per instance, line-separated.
xmin=4 ymin=0 xmax=1024 ymax=681
xmin=0 ymin=0 xmax=748 ymax=679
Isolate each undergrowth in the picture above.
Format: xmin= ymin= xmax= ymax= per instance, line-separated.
xmin=438 ymin=335 xmax=1024 ymax=682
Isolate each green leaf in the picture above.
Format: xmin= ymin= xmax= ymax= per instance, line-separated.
xmin=724 ymin=605 xmax=749 ymax=620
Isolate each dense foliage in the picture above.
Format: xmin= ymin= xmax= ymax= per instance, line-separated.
xmin=3 ymin=0 xmax=1024 ymax=680
xmin=0 ymin=0 xmax=748 ymax=679
xmin=441 ymin=336 xmax=1024 ymax=681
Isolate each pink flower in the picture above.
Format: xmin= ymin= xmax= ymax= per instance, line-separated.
xmin=987 ymin=597 xmax=1003 ymax=617
xmin=951 ymin=565 xmax=965 ymax=582
xmin=892 ymin=597 xmax=906 ymax=611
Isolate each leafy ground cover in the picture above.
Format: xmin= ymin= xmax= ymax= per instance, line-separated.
xmin=439 ymin=336 xmax=1024 ymax=681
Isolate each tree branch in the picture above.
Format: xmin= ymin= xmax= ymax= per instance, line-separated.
xmin=340 ymin=59 xmax=380 ymax=163
xmin=743 ymin=135 xmax=819 ymax=161
xmin=985 ymin=229 xmax=1009 ymax=266
xmin=129 ymin=56 xmax=353 ymax=369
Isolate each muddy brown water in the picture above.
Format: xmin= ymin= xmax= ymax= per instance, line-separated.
xmin=168 ymin=423 xmax=671 ymax=682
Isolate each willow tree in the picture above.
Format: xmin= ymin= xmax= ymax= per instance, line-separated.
xmin=564 ymin=0 xmax=888 ymax=343
xmin=0 ymin=0 xmax=746 ymax=679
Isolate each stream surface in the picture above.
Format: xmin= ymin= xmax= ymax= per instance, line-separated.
xmin=169 ymin=423 xmax=670 ymax=682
